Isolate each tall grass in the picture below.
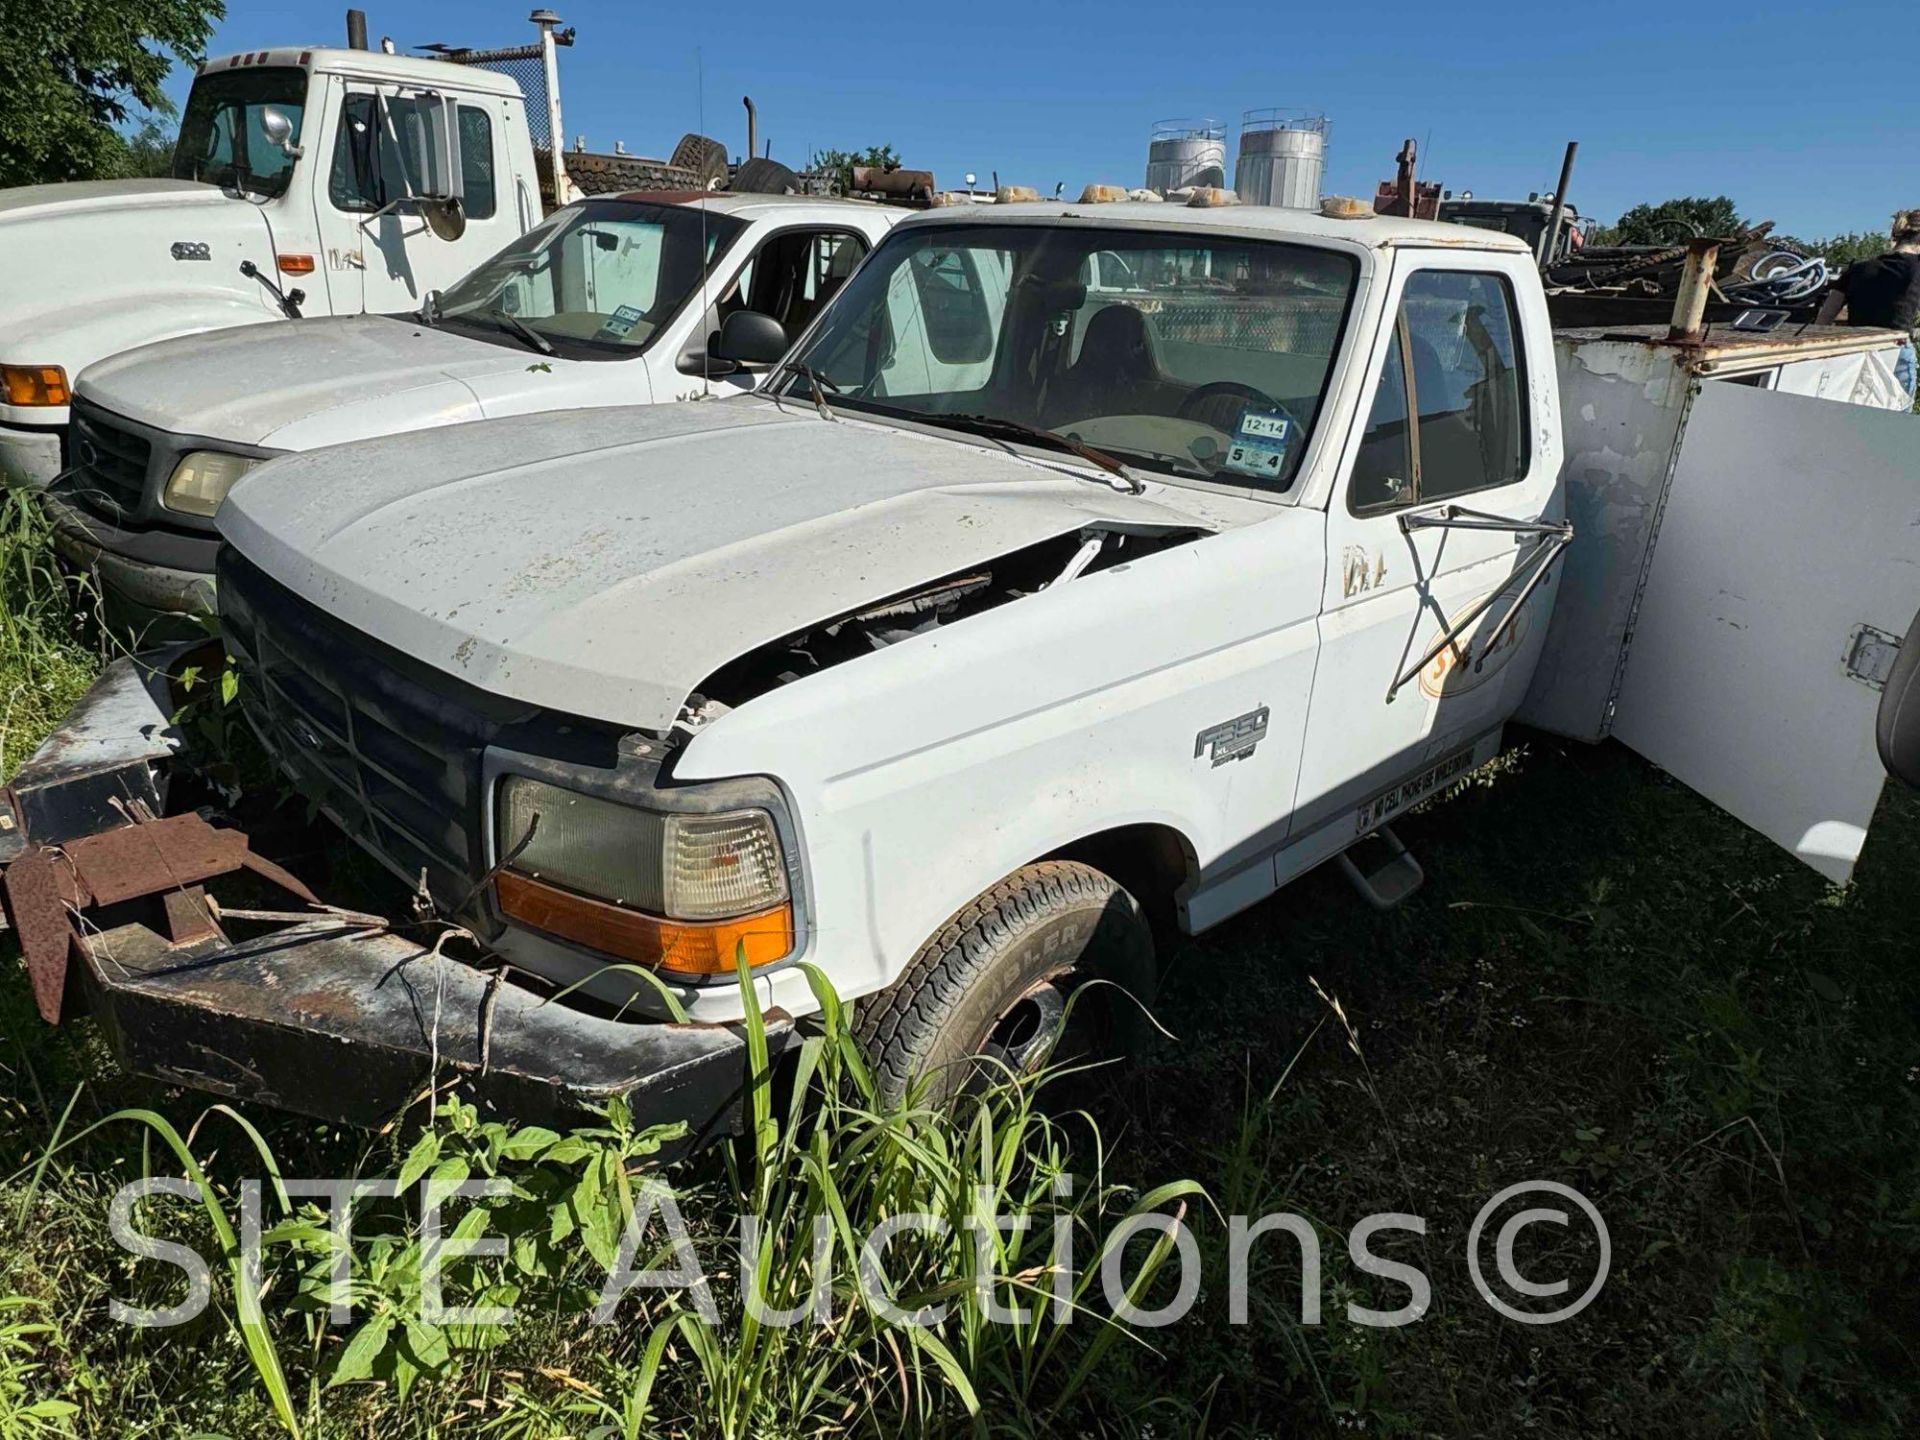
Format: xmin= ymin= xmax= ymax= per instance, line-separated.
xmin=0 ymin=490 xmax=100 ymax=776
xmin=1 ymin=956 xmax=1204 ymax=1438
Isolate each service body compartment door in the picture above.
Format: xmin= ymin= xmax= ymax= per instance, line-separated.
xmin=1608 ymin=383 xmax=1918 ymax=883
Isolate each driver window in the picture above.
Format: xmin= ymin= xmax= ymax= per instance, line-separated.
xmin=1351 ymin=270 xmax=1528 ymax=512
xmin=330 ymin=94 xmax=496 ymax=218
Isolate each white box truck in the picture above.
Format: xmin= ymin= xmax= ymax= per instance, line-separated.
xmin=0 ymin=14 xmax=580 ymax=493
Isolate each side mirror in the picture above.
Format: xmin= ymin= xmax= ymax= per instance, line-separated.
xmin=1876 ymin=607 xmax=1920 ymax=787
xmin=260 ymin=106 xmax=302 ymax=158
xmin=411 ymin=91 xmax=466 ymax=204
xmin=712 ymin=310 xmax=788 ymax=368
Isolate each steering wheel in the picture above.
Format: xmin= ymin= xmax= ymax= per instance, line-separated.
xmin=1177 ymin=381 xmax=1288 ymax=432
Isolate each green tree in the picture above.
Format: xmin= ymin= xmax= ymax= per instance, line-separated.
xmin=809 ymin=144 xmax=901 ymax=197
xmin=115 ymin=119 xmax=179 ymax=179
xmin=1791 ymin=231 xmax=1889 ymax=267
xmin=0 ymin=0 xmax=222 ymax=187
xmin=1600 ymin=195 xmax=1744 ymax=246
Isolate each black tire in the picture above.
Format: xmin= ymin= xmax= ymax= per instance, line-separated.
xmin=856 ymin=861 xmax=1155 ymax=1105
xmin=669 ymin=133 xmax=729 ymax=188
xmin=731 ymin=156 xmax=799 ymax=195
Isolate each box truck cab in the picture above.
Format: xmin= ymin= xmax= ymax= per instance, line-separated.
xmin=0 ymin=44 xmax=543 ymax=492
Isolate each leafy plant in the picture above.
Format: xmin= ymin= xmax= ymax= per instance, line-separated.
xmin=0 ymin=1298 xmax=77 ymax=1438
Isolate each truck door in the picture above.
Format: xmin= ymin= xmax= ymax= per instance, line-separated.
xmin=1602 ymin=383 xmax=1919 ymax=883
xmin=1294 ymin=251 xmax=1562 ymax=833
xmin=318 ymin=84 xmax=521 ymax=313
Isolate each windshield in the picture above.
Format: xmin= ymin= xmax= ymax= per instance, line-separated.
xmin=172 ymin=68 xmax=308 ymax=200
xmin=779 ymin=221 xmax=1359 ymax=489
xmin=432 ymin=199 xmax=749 ymax=360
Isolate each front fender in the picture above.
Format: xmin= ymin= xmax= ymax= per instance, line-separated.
xmin=676 ymin=512 xmax=1326 ymax=1005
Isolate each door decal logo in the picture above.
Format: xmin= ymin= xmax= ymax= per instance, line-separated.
xmin=1342 ymin=545 xmax=1387 ymax=598
xmin=170 ymin=241 xmax=211 ymax=261
xmin=1419 ymin=591 xmax=1531 ymax=699
xmin=1195 ymin=707 xmax=1269 ymax=767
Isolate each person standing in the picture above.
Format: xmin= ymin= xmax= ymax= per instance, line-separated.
xmin=1817 ymin=209 xmax=1920 ymax=401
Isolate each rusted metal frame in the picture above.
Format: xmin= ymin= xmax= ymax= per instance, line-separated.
xmin=1668 ymin=239 xmax=1722 ymax=342
xmin=2 ymin=810 xmax=328 ymax=1025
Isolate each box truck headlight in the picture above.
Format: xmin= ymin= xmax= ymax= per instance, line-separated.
xmin=1 ymin=366 xmax=69 ymax=407
xmin=493 ymin=776 xmax=794 ymax=976
xmin=163 ymin=451 xmax=260 ymax=517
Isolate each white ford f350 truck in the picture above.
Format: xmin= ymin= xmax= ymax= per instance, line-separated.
xmin=0 ymin=23 xmax=565 ymax=493
xmin=3 ymin=201 xmax=1915 ymax=1133
xmin=42 ymin=192 xmax=899 ymax=630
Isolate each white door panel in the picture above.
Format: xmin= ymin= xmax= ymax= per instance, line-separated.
xmin=1297 ymin=249 xmax=1563 ymax=832
xmin=1609 ymin=383 xmax=1920 ymax=883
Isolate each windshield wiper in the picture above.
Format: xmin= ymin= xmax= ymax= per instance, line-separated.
xmin=933 ymin=413 xmax=1146 ymax=494
xmin=489 ymin=310 xmax=554 ymax=356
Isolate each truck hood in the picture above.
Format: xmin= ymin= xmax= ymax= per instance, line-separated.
xmin=218 ymin=400 xmax=1213 ymax=731
xmin=0 ymin=179 xmax=278 ymax=378
xmin=78 ymin=315 xmax=513 ymax=448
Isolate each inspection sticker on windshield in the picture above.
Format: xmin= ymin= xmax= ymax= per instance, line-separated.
xmin=600 ymin=304 xmax=645 ymax=338
xmin=1222 ymin=410 xmax=1292 ymax=480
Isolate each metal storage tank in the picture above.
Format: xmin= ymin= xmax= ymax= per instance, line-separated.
xmin=1144 ymin=119 xmax=1226 ymax=195
xmin=1235 ymin=110 xmax=1328 ymax=210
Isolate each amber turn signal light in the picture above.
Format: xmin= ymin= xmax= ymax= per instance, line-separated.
xmin=496 ymin=870 xmax=794 ymax=977
xmin=276 ymin=254 xmax=316 ymax=275
xmin=1 ymin=365 xmax=69 ymax=407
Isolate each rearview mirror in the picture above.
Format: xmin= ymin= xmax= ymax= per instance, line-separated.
xmin=1877 ymin=607 xmax=1920 ymax=787
xmin=712 ymin=310 xmax=788 ymax=368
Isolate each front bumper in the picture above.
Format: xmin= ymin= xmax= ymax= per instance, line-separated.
xmin=0 ymin=649 xmax=795 ymax=1139
xmin=0 ymin=423 xmax=64 ymax=491
xmin=41 ymin=488 xmax=217 ymax=636
xmin=75 ymin=914 xmax=790 ymax=1137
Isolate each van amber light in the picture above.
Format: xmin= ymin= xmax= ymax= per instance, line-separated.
xmin=276 ymin=254 xmax=316 ymax=275
xmin=1 ymin=366 xmax=69 ymax=407
xmin=495 ymin=869 xmax=794 ymax=976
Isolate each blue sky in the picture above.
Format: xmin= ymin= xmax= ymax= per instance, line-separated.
xmin=172 ymin=0 xmax=1915 ymax=239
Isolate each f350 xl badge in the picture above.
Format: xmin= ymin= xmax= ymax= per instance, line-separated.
xmin=1194 ymin=706 xmax=1269 ymax=767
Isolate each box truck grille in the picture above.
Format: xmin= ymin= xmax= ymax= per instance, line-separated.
xmin=217 ymin=550 xmax=533 ymax=920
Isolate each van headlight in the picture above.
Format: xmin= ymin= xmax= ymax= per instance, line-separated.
xmin=163 ymin=450 xmax=260 ymax=517
xmin=493 ymin=776 xmax=794 ymax=976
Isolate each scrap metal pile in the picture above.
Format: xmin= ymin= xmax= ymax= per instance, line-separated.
xmin=1543 ymin=221 xmax=1831 ymax=325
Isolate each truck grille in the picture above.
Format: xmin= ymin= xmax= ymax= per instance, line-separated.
xmin=68 ymin=402 xmax=154 ymax=518
xmin=217 ymin=550 xmax=546 ymax=925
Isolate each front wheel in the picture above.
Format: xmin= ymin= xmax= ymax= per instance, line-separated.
xmin=855 ymin=861 xmax=1156 ymax=1106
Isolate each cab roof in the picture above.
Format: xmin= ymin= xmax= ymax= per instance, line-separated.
xmin=898 ymin=200 xmax=1535 ymax=252
xmin=601 ymin=191 xmax=886 ymax=216
xmin=200 ymin=47 xmax=524 ymax=98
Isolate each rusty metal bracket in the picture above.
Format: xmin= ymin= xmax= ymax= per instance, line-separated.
xmin=4 ymin=811 xmax=329 ymax=1025
xmin=162 ymin=887 xmax=224 ymax=947
xmin=2 ymin=847 xmax=81 ymax=1023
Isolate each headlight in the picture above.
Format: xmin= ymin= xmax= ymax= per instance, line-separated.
xmin=494 ymin=776 xmax=794 ymax=976
xmin=163 ymin=451 xmax=259 ymax=517
xmin=1 ymin=365 xmax=69 ymax=407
